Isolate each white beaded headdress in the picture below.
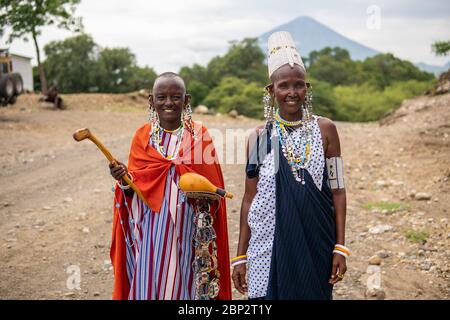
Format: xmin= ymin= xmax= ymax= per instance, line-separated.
xmin=267 ymin=31 xmax=305 ymax=78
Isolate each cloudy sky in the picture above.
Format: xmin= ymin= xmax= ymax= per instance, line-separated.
xmin=3 ymin=0 xmax=450 ymax=73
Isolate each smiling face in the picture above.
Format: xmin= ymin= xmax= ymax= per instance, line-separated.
xmin=268 ymin=64 xmax=307 ymax=121
xmin=149 ymin=75 xmax=190 ymax=131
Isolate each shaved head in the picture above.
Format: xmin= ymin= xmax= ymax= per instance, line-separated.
xmin=153 ymin=72 xmax=186 ymax=94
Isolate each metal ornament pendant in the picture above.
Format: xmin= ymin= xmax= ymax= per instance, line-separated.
xmin=187 ymin=195 xmax=221 ymax=300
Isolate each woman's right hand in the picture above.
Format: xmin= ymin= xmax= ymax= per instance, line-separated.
xmin=232 ymin=264 xmax=248 ymax=295
xmin=109 ymin=161 xmax=128 ymax=181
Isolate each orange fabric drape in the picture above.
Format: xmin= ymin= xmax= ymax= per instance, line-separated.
xmin=110 ymin=122 xmax=231 ymax=300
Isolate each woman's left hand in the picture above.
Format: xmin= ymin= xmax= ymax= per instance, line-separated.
xmin=329 ymin=253 xmax=347 ymax=285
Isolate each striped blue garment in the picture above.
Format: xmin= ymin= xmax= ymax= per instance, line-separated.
xmin=122 ymin=130 xmax=196 ymax=300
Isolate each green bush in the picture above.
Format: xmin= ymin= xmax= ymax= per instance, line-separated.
xmin=332 ymin=80 xmax=433 ymax=122
xmin=203 ymin=77 xmax=264 ymax=118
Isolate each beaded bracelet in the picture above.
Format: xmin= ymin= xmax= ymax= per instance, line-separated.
xmin=231 ymin=259 xmax=247 ymax=268
xmin=231 ymin=255 xmax=248 ymax=268
xmin=333 ymin=244 xmax=351 ymax=258
xmin=333 ymin=249 xmax=348 ymax=258
xmin=231 ymin=255 xmax=247 ymax=262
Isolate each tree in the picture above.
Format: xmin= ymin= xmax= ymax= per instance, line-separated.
xmin=41 ymin=33 xmax=157 ymax=93
xmin=206 ymin=38 xmax=266 ymax=86
xmin=362 ymin=53 xmax=433 ymax=89
xmin=308 ymin=47 xmax=357 ymax=86
xmin=179 ymin=64 xmax=210 ymax=106
xmin=97 ymin=47 xmax=137 ymax=93
xmin=432 ymin=40 xmax=450 ymax=56
xmin=43 ymin=33 xmax=99 ymax=92
xmin=203 ymin=76 xmax=263 ymax=118
xmin=0 ymin=0 xmax=83 ymax=93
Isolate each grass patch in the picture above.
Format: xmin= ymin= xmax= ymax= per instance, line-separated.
xmin=404 ymin=229 xmax=429 ymax=244
xmin=363 ymin=201 xmax=408 ymax=212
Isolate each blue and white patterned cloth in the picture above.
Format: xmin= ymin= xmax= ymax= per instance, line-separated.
xmin=247 ymin=115 xmax=325 ymax=298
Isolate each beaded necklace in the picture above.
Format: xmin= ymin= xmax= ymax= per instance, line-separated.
xmin=151 ymin=122 xmax=184 ymax=160
xmin=274 ymin=110 xmax=313 ymax=184
xmin=274 ymin=110 xmax=303 ymax=126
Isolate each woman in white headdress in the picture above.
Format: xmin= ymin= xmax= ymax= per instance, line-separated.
xmin=231 ymin=31 xmax=349 ymax=299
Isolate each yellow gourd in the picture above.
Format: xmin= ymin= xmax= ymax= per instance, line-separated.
xmin=179 ymin=173 xmax=233 ymax=199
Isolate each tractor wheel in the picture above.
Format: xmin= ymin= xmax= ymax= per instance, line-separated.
xmin=0 ymin=75 xmax=14 ymax=99
xmin=11 ymin=74 xmax=24 ymax=95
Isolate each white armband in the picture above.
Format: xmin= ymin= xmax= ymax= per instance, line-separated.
xmin=326 ymin=157 xmax=345 ymax=189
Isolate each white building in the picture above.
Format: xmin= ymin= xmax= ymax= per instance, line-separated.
xmin=11 ymin=53 xmax=33 ymax=92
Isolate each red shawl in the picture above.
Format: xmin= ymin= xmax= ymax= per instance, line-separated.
xmin=110 ymin=122 xmax=231 ymax=300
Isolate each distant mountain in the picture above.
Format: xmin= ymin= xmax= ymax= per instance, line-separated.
xmin=259 ymin=16 xmax=380 ymax=61
xmin=258 ymin=16 xmax=450 ymax=77
xmin=415 ymin=61 xmax=450 ymax=76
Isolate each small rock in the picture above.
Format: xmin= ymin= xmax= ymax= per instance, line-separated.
xmin=34 ymin=220 xmax=45 ymax=227
xmin=194 ymin=105 xmax=209 ymax=115
xmin=14 ymin=224 xmax=20 ymax=228
xmin=369 ymin=225 xmax=393 ymax=234
xmin=103 ymin=260 xmax=113 ymax=271
xmin=415 ymin=193 xmax=432 ymax=201
xmin=63 ymin=197 xmax=73 ymax=203
xmin=78 ymin=212 xmax=87 ymax=220
xmin=228 ymin=110 xmax=238 ymax=118
xmin=368 ymin=255 xmax=382 ymax=265
xmin=421 ymin=261 xmax=433 ymax=271
xmin=42 ymin=206 xmax=52 ymax=211
xmin=376 ymin=250 xmax=389 ymax=259
xmin=414 ymin=290 xmax=423 ymax=297
xmin=93 ymin=292 xmax=101 ymax=297
xmin=64 ymin=292 xmax=76 ymax=298
xmin=82 ymin=227 xmax=90 ymax=233
xmin=94 ymin=189 xmax=102 ymax=193
xmin=138 ymin=89 xmax=148 ymax=97
xmin=376 ymin=180 xmax=389 ymax=188
xmin=365 ymin=288 xmax=386 ymax=300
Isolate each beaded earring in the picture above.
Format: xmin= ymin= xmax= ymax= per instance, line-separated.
xmin=302 ymin=83 xmax=313 ymax=121
xmin=147 ymin=100 xmax=159 ymax=125
xmin=183 ymin=103 xmax=197 ymax=140
xmin=263 ymin=87 xmax=275 ymax=124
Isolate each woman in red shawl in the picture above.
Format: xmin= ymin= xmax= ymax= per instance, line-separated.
xmin=109 ymin=72 xmax=231 ymax=300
